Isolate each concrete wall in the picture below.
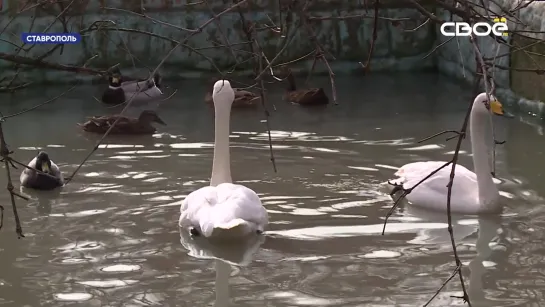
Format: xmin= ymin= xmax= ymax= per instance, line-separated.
xmin=3 ymin=0 xmax=545 ymax=115
xmin=0 ymin=0 xmax=436 ymax=84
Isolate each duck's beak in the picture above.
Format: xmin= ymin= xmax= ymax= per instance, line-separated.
xmin=112 ymin=77 xmax=119 ymax=83
xmin=154 ymin=116 xmax=167 ymax=126
xmin=41 ymin=162 xmax=50 ymax=173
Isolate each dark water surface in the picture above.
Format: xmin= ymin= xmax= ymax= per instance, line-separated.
xmin=0 ymin=73 xmax=544 ymax=306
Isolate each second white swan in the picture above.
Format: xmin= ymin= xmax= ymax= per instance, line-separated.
xmin=388 ymin=92 xmax=508 ymax=214
xmin=179 ymin=80 xmax=269 ymax=240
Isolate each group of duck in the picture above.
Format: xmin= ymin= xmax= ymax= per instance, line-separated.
xmin=78 ymin=67 xmax=329 ymax=136
xmin=19 ymin=73 xmax=510 ymax=242
xmin=19 ymin=68 xmax=329 ymax=193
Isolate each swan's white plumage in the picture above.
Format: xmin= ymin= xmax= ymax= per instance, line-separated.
xmin=179 ymin=183 xmax=268 ymax=238
xmin=391 ymin=161 xmax=481 ymax=214
xmin=389 ymin=93 xmax=506 ymax=214
xmin=179 ymin=79 xmax=269 ymax=239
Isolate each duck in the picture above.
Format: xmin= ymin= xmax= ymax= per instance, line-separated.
xmin=179 ymin=80 xmax=269 ymax=240
xmin=101 ymin=71 xmax=163 ymax=105
xmin=204 ymin=79 xmax=260 ymax=108
xmin=118 ymin=70 xmax=163 ymax=92
xmin=20 ymin=151 xmax=64 ymax=190
xmin=77 ymin=110 xmax=166 ymax=135
xmin=281 ymin=67 xmax=329 ymax=106
xmin=388 ymin=93 xmax=508 ymax=214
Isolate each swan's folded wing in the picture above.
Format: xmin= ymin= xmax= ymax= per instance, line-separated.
xmin=213 ymin=183 xmax=268 ymax=226
xmin=406 ymin=163 xmax=477 ymax=196
xmin=396 ymin=161 xmax=450 ymax=179
xmin=180 ymin=185 xmax=215 ymax=217
xmin=179 ymin=183 xmax=268 ymax=237
xmin=397 ymin=161 xmax=476 ymax=188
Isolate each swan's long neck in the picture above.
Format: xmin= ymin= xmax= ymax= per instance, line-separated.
xmin=214 ymin=260 xmax=231 ymax=307
xmin=469 ymin=104 xmax=499 ymax=209
xmin=210 ymin=104 xmax=233 ymax=186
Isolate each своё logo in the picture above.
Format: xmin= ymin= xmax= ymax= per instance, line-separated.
xmin=440 ymin=17 xmax=508 ymax=37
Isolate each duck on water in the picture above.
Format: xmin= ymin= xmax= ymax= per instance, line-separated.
xmin=101 ymin=71 xmax=163 ymax=106
xmin=20 ymin=151 xmax=64 ymax=190
xmin=78 ymin=110 xmax=167 ymax=135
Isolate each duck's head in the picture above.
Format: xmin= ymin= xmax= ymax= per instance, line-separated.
xmin=35 ymin=151 xmax=52 ymax=174
xmin=212 ymin=80 xmax=235 ymax=107
xmin=108 ymin=74 xmax=122 ymax=88
xmin=139 ymin=110 xmax=166 ymax=125
xmin=473 ymin=92 xmax=511 ymax=117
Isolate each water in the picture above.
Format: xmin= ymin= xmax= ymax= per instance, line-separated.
xmin=0 ymin=73 xmax=544 ymax=306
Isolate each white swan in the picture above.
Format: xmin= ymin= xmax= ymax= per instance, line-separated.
xmin=179 ymin=80 xmax=269 ymax=239
xmin=389 ymin=93 xmax=508 ymax=214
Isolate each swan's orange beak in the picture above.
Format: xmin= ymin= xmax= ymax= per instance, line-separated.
xmin=490 ymin=100 xmax=504 ymax=116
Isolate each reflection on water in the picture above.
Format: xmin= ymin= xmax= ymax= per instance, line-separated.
xmin=0 ymin=73 xmax=544 ymax=306
xmin=180 ymin=229 xmax=265 ymax=307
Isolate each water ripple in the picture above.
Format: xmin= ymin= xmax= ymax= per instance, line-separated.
xmin=2 ymin=78 xmax=545 ymax=307
xmin=54 ymin=292 xmax=93 ymax=302
xmin=77 ymin=279 xmax=138 ymax=288
xmin=100 ymin=264 xmax=142 ymax=272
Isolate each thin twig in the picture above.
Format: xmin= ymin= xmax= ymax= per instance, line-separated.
xmin=0 ymin=121 xmax=25 ymax=238
xmin=421 ymin=73 xmax=482 ymax=307
xmin=239 ymin=15 xmax=278 ymax=173
xmin=359 ymin=0 xmax=380 ymax=73
xmin=299 ymin=0 xmax=338 ymax=105
xmin=2 ymin=84 xmax=78 ymax=119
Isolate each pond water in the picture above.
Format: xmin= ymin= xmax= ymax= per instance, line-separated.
xmin=0 ymin=73 xmax=544 ymax=307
